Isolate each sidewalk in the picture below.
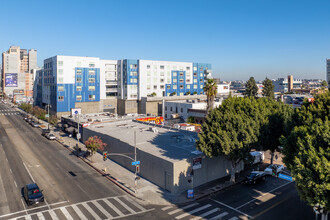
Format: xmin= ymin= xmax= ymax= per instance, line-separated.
xmin=18 ymin=109 xmax=272 ymax=206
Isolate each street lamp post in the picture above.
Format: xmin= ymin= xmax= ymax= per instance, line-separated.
xmin=47 ymin=104 xmax=50 ymax=130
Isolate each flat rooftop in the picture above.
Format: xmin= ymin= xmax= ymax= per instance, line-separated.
xmin=86 ymin=120 xmax=201 ymax=163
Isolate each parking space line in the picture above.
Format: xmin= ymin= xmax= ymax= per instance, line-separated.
xmin=235 ymin=181 xmax=293 ymax=209
xmin=211 ymin=199 xmax=252 ymax=219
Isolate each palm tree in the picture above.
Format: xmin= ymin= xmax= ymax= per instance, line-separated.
xmin=203 ymin=79 xmax=218 ymax=113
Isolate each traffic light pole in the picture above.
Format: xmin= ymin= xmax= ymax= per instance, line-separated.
xmin=47 ymin=104 xmax=50 ymax=130
xmin=134 ymin=131 xmax=137 ymax=193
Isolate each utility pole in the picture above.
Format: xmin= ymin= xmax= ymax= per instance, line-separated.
xmin=47 ymin=104 xmax=50 ymax=130
xmin=76 ymin=113 xmax=80 ymax=149
xmin=134 ymin=130 xmax=137 ymax=193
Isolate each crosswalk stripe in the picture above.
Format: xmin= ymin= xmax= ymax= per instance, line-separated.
xmin=175 ymin=204 xmax=212 ymax=219
xmin=92 ymin=200 xmax=113 ymax=218
xmin=208 ymin=212 xmax=228 ymax=220
xmin=123 ymin=195 xmax=146 ymax=211
xmin=103 ymin=198 xmax=125 ymax=217
xmin=190 ymin=208 xmax=219 ymax=220
xmin=168 ymin=203 xmax=199 ymax=215
xmin=60 ymin=207 xmax=74 ymax=220
xmin=228 ymin=217 xmax=239 ymax=220
xmin=48 ymin=209 xmax=60 ymax=220
xmin=82 ymin=202 xmax=102 ymax=220
xmin=113 ymin=197 xmax=136 ymax=214
xmin=37 ymin=212 xmax=46 ymax=220
xmin=72 ymin=205 xmax=88 ymax=220
xmin=162 ymin=206 xmax=173 ymax=211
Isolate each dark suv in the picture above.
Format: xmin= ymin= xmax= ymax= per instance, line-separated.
xmin=245 ymin=171 xmax=266 ymax=185
xmin=24 ymin=183 xmax=44 ymax=205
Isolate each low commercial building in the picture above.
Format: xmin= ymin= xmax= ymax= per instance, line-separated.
xmin=82 ymin=120 xmax=243 ymax=194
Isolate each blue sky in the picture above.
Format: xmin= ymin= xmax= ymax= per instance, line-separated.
xmin=1 ymin=0 xmax=329 ymax=81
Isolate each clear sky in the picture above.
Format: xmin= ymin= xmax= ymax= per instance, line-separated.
xmin=1 ymin=0 xmax=329 ymax=81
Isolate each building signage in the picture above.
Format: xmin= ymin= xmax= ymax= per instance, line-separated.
xmin=71 ymin=108 xmax=81 ymax=115
xmin=193 ymin=157 xmax=202 ymax=170
xmin=136 ymin=116 xmax=164 ymax=125
xmin=187 ymin=189 xmax=194 ymax=199
xmin=5 ymin=73 xmax=18 ymax=87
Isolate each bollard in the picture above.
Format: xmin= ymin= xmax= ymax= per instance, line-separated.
xmin=104 ymin=168 xmax=107 ymax=172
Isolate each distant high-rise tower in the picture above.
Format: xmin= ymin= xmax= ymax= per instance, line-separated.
xmin=1 ymin=46 xmax=37 ymax=98
xmin=327 ymin=59 xmax=330 ymax=89
xmin=288 ymin=75 xmax=293 ymax=92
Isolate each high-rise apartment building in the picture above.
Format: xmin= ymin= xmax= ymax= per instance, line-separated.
xmin=1 ymin=46 xmax=37 ymax=98
xmin=37 ymin=56 xmax=212 ymax=116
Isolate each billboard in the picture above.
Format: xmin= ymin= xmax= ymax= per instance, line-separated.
xmin=5 ymin=73 xmax=18 ymax=87
xmin=136 ymin=116 xmax=164 ymax=125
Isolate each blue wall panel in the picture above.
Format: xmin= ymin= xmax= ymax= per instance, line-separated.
xmin=125 ymin=59 xmax=138 ymax=85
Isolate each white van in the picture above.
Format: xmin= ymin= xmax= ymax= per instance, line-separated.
xmin=249 ymin=151 xmax=264 ymax=164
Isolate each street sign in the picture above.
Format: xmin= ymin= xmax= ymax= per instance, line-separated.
xmin=278 ymin=173 xmax=293 ymax=182
xmin=187 ymin=189 xmax=194 ymax=199
xmin=45 ymin=114 xmax=49 ymax=118
xmin=76 ymin=133 xmax=81 ymax=139
xmin=132 ymin=161 xmax=140 ymax=166
xmin=75 ymin=110 xmax=78 ymax=114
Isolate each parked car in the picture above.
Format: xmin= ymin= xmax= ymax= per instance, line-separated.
xmin=23 ymin=183 xmax=44 ymax=206
xmin=264 ymin=164 xmax=284 ymax=175
xmin=46 ymin=133 xmax=56 ymax=140
xmin=32 ymin=122 xmax=41 ymax=128
xmin=245 ymin=171 xmax=266 ymax=185
xmin=41 ymin=129 xmax=50 ymax=136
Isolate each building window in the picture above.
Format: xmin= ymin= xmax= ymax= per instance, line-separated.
xmin=76 ymin=69 xmax=82 ymax=74
xmin=194 ymin=85 xmax=197 ymax=89
xmin=154 ymin=85 xmax=157 ymax=89
xmin=76 ymin=95 xmax=82 ymax=101
xmin=187 ymin=85 xmax=190 ymax=89
xmin=89 ymin=95 xmax=95 ymax=100
xmin=58 ymin=61 xmax=63 ymax=66
xmin=160 ymin=85 xmax=164 ymax=89
xmin=194 ymin=79 xmax=197 ymax=83
xmin=180 ymin=85 xmax=184 ymax=89
xmin=130 ymin=71 xmax=137 ymax=76
xmin=187 ymin=79 xmax=190 ymax=83
xmin=173 ymin=72 xmax=177 ymax=77
xmin=160 ymin=72 xmax=165 ymax=76
xmin=147 ymin=85 xmax=151 ymax=90
xmin=160 ymin=65 xmax=164 ymax=70
xmin=186 ymin=66 xmax=190 ymax=70
xmin=77 ymin=86 xmax=82 ymax=91
xmin=167 ymin=78 xmax=171 ymax=83
xmin=181 ymin=108 xmax=183 ymax=113
xmin=58 ymin=77 xmax=63 ymax=83
xmin=173 ymin=79 xmax=177 ymax=83
xmin=200 ymin=67 xmax=203 ymax=71
xmin=89 ymin=86 xmax=95 ymax=91
xmin=200 ymin=85 xmax=203 ymax=89
xmin=173 ymin=85 xmax=177 ymax=89
xmin=147 ymin=65 xmax=150 ymax=69
xmin=89 ymin=78 xmax=95 ymax=83
xmin=130 ymin=64 xmax=137 ymax=69
xmin=193 ymin=72 xmax=197 ymax=76
xmin=179 ymin=72 xmax=184 ymax=76
xmin=179 ymin=79 xmax=184 ymax=83
xmin=77 ymin=78 xmax=82 ymax=83
xmin=200 ymin=79 xmax=203 ymax=82
xmin=167 ymin=85 xmax=171 ymax=89
xmin=89 ymin=63 xmax=95 ymax=67
xmin=165 ymin=106 xmax=167 ymax=111
xmin=89 ymin=70 xmax=95 ymax=75
xmin=58 ymin=96 xmax=64 ymax=101
xmin=147 ymin=71 xmax=151 ymax=76
xmin=160 ymin=78 xmax=164 ymax=83
xmin=58 ymin=86 xmax=64 ymax=91
xmin=58 ymin=69 xmax=63 ymax=75
xmin=193 ymin=66 xmax=197 ymax=71
xmin=170 ymin=107 xmax=172 ymax=111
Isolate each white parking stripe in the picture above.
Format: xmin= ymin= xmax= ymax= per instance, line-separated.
xmin=37 ymin=212 xmax=46 ymax=220
xmin=190 ymin=208 xmax=219 ymax=220
xmin=162 ymin=206 xmax=173 ymax=211
xmin=209 ymin=212 xmax=228 ymax=220
xmin=60 ymin=207 xmax=74 ymax=220
xmin=175 ymin=204 xmax=211 ymax=219
xmin=48 ymin=209 xmax=60 ymax=220
xmin=72 ymin=205 xmax=88 ymax=220
xmin=123 ymin=196 xmax=146 ymax=211
xmin=212 ymin=199 xmax=251 ymax=219
xmin=103 ymin=199 xmax=125 ymax=217
xmin=92 ymin=200 xmax=113 ymax=218
xmin=113 ymin=197 xmax=136 ymax=214
xmin=82 ymin=202 xmax=102 ymax=220
xmin=168 ymin=203 xmax=199 ymax=215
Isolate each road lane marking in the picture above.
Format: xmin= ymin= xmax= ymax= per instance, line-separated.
xmin=190 ymin=208 xmax=219 ymax=220
xmin=175 ymin=204 xmax=211 ymax=219
xmin=72 ymin=205 xmax=88 ymax=220
xmin=123 ymin=195 xmax=147 ymax=211
xmin=162 ymin=206 xmax=172 ymax=211
xmin=211 ymin=199 xmax=251 ymax=219
xmin=235 ymin=181 xmax=293 ymax=209
xmin=113 ymin=197 xmax=136 ymax=214
xmin=60 ymin=207 xmax=74 ymax=220
xmin=14 ymin=180 xmax=17 ymax=188
xmin=37 ymin=212 xmax=46 ymax=220
xmin=103 ymin=198 xmax=125 ymax=217
xmin=82 ymin=202 xmax=102 ymax=220
xmin=228 ymin=216 xmax=239 ymax=220
xmin=9 ymin=168 xmax=12 ymax=173
xmin=92 ymin=200 xmax=113 ymax=218
xmin=209 ymin=212 xmax=228 ymax=220
xmin=21 ymin=198 xmax=28 ymax=215
xmin=23 ymin=162 xmax=35 ymax=183
xmin=168 ymin=203 xmax=199 ymax=215
xmin=252 ymin=194 xmax=291 ymax=219
xmin=48 ymin=209 xmax=60 ymax=220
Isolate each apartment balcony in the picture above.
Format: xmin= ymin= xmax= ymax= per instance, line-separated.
xmin=106 ymin=80 xmax=117 ymax=85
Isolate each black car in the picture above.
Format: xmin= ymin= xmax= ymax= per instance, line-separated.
xmin=41 ymin=129 xmax=50 ymax=136
xmin=245 ymin=171 xmax=266 ymax=185
xmin=23 ymin=183 xmax=44 ymax=205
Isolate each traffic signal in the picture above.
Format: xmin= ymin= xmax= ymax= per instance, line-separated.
xmin=272 ymin=166 xmax=276 ymax=176
xmin=103 ymin=152 xmax=107 ymax=161
xmin=136 ymin=165 xmax=140 ymax=173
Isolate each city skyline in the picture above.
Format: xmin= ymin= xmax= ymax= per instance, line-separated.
xmin=1 ymin=0 xmax=330 ymax=81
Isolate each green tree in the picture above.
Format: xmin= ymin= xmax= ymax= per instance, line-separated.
xmin=203 ymin=79 xmax=218 ymax=113
xmin=84 ymin=136 xmax=107 ymax=162
xmin=262 ymin=78 xmax=275 ymax=99
xmin=321 ymin=80 xmax=328 ymax=88
xmin=282 ymin=91 xmax=330 ymax=217
xmin=244 ymin=77 xmax=259 ymax=98
xmin=187 ymin=116 xmax=195 ymax=123
xmin=49 ymin=115 xmax=58 ymax=127
xmin=258 ymin=99 xmax=293 ymax=164
xmin=197 ymin=97 xmax=264 ymax=182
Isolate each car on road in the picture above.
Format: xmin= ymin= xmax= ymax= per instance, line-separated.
xmin=264 ymin=164 xmax=284 ymax=175
xmin=23 ymin=183 xmax=44 ymax=206
xmin=41 ymin=129 xmax=50 ymax=136
xmin=245 ymin=171 xmax=266 ymax=185
xmin=46 ymin=133 xmax=56 ymax=140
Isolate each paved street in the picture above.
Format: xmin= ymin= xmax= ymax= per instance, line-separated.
xmin=0 ymin=103 xmax=154 ymax=220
